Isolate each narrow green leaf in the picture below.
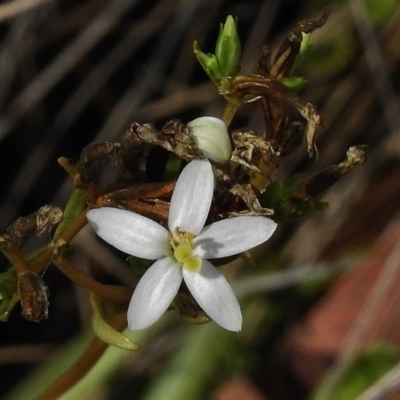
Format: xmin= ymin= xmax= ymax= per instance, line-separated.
xmin=90 ymin=293 xmax=139 ymax=351
xmin=280 ymin=76 xmax=308 ymax=91
xmin=193 ymin=41 xmax=222 ymax=85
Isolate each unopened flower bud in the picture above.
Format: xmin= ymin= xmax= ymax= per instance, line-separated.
xmin=215 ymin=15 xmax=241 ymax=77
xmin=188 ymin=117 xmax=232 ymax=163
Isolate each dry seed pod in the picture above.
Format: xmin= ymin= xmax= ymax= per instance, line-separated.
xmin=17 ymin=271 xmax=49 ymax=322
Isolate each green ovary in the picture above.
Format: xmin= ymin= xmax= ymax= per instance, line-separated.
xmin=174 ymin=242 xmax=202 ymax=272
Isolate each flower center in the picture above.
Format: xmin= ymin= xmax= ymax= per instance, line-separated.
xmin=169 ymin=229 xmax=202 ymax=273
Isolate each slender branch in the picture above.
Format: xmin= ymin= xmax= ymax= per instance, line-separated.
xmin=36 ymin=313 xmax=128 ymax=400
xmin=0 ymin=0 xmax=52 ymax=24
xmin=30 ymin=250 xmax=54 ymax=274
xmin=57 ymin=211 xmax=88 ymax=244
xmin=30 ymin=211 xmax=88 ymax=274
xmin=53 ymin=258 xmax=131 ymax=304
xmin=0 ymin=243 xmax=30 ymax=273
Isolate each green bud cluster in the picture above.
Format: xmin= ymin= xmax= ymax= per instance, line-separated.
xmin=193 ymin=15 xmax=241 ymax=87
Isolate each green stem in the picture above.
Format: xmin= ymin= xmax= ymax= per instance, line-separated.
xmin=221 ymin=97 xmax=241 ymax=127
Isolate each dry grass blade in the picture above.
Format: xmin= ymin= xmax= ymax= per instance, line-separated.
xmin=0 ymin=0 xmax=139 ymax=142
xmin=0 ymin=0 xmax=53 ymax=24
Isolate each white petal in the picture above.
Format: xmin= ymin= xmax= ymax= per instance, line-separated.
xmin=168 ymin=159 xmax=214 ymax=235
xmin=194 ymin=216 xmax=277 ymax=259
xmin=188 ymin=117 xmax=232 ymax=163
xmin=127 ymin=257 xmax=182 ymax=330
xmin=183 ymin=260 xmax=242 ymax=331
xmin=87 ymin=208 xmax=168 ymax=260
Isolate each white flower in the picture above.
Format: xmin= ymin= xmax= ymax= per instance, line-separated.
xmin=188 ymin=117 xmax=232 ymax=163
xmin=87 ymin=159 xmax=277 ymax=331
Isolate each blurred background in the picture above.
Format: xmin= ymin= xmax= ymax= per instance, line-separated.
xmin=1 ymin=0 xmax=400 ymax=399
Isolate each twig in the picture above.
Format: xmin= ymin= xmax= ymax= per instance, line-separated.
xmin=232 ymin=262 xmax=347 ymax=297
xmin=53 ymin=258 xmax=131 ymax=304
xmin=0 ymin=344 xmax=54 ymax=364
xmin=94 ymin=0 xmax=204 ymax=142
xmin=349 ymin=0 xmax=400 ymax=149
xmin=35 ymin=312 xmax=127 ymax=400
xmin=0 ymin=0 xmax=139 ymax=142
xmin=0 ymin=0 xmax=52 ymax=23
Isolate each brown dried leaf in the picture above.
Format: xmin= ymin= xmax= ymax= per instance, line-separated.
xmin=124 ymin=120 xmax=203 ymax=161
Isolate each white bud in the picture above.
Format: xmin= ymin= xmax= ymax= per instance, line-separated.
xmin=188 ymin=117 xmax=232 ymax=163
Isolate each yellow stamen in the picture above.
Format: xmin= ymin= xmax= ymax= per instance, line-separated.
xmin=174 ymin=242 xmax=192 ymax=264
xmin=184 ymin=255 xmax=202 ymax=272
xmin=170 ymin=231 xmax=202 ymax=273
